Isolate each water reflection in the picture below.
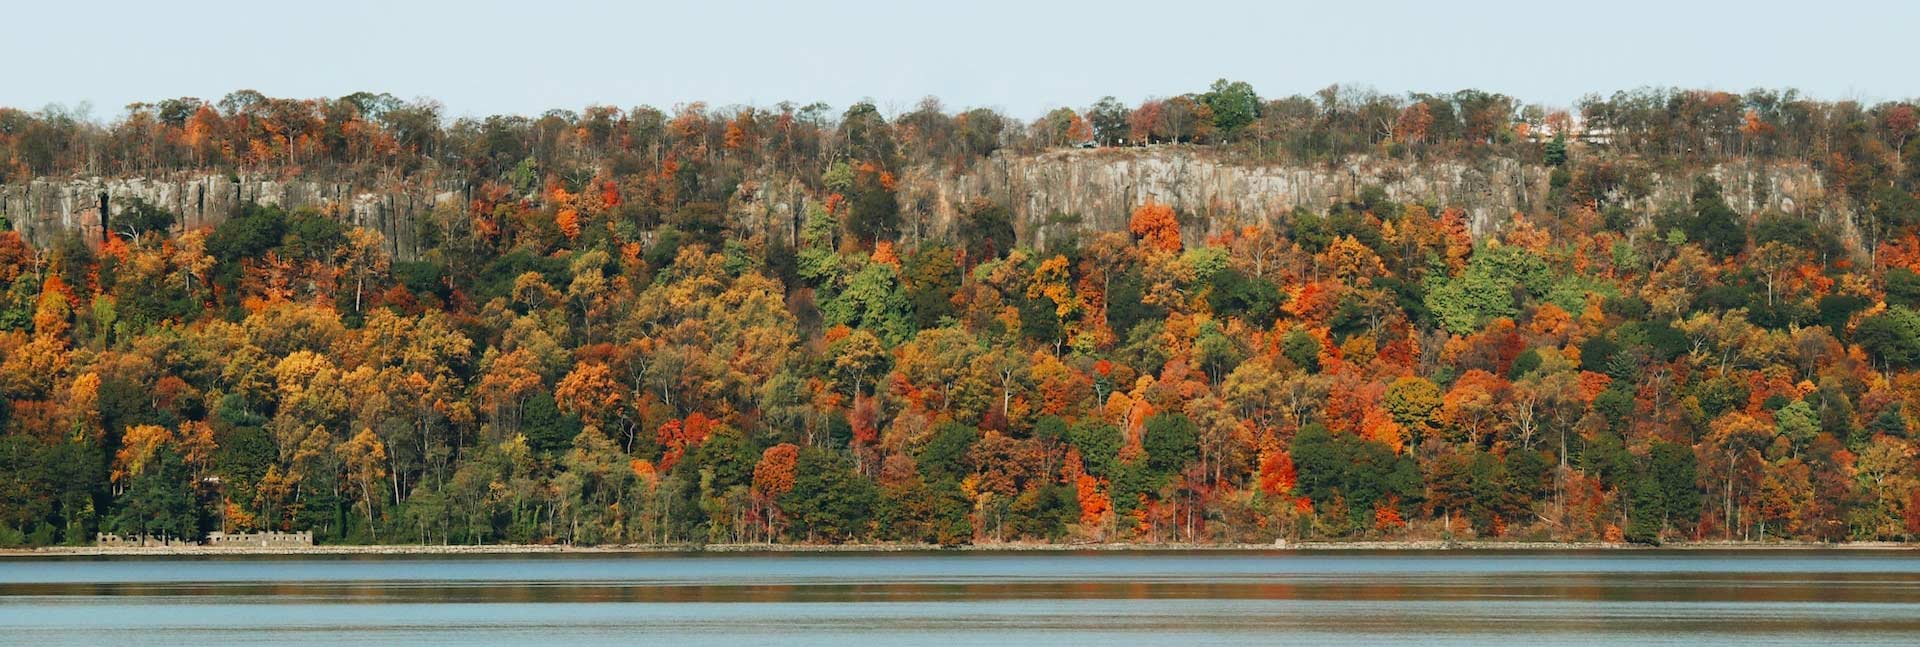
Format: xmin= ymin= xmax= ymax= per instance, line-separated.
xmin=2 ymin=550 xmax=1919 ymax=646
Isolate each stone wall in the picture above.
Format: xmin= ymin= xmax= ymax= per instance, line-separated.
xmin=93 ymin=533 xmax=194 ymax=548
xmin=204 ymin=530 xmax=314 ymax=547
xmin=95 ymin=531 xmax=314 ymax=548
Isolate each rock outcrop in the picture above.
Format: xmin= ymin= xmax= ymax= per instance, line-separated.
xmin=0 ymin=173 xmax=465 ymax=258
xmin=910 ymin=146 xmax=1836 ymax=249
xmin=2 ymin=147 xmax=1837 ymax=256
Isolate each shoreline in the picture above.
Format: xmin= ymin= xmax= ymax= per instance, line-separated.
xmin=5 ymin=540 xmax=1917 ymax=557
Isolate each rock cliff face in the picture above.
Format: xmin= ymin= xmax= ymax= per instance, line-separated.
xmin=0 ymin=174 xmax=465 ymax=258
xmin=2 ymin=148 xmax=1838 ymax=257
xmin=910 ymin=147 xmax=1837 ymax=250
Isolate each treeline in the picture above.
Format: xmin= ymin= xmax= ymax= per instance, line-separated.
xmin=3 ymin=84 xmax=1917 ymax=193
xmin=2 ymin=85 xmax=1920 ymax=548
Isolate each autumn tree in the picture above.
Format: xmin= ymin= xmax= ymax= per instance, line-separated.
xmin=1129 ymin=203 xmax=1182 ymax=253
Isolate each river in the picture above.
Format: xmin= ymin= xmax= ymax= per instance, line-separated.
xmin=2 ymin=550 xmax=1919 ymax=645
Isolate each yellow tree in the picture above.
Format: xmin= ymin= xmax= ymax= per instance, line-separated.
xmin=337 ymin=227 xmax=389 ymax=314
xmin=567 ymin=249 xmax=614 ymax=343
xmin=1321 ymin=235 xmax=1388 ymax=284
xmin=272 ymin=350 xmax=349 ymax=449
xmin=33 ymin=275 xmax=72 ymax=341
xmin=556 ymin=362 xmax=624 ymax=426
xmin=112 ymin=424 xmax=174 ymax=495
xmin=475 ymin=348 xmax=545 ymax=431
xmin=340 ymin=428 xmax=389 ymax=538
xmin=1383 ymin=376 xmax=1443 ymax=447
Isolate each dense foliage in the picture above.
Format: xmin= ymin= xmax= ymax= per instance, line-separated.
xmin=4 ymin=85 xmax=1917 ymax=187
xmin=2 ymin=83 xmax=1920 ymax=547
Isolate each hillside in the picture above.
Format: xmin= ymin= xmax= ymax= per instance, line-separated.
xmin=0 ymin=86 xmax=1918 ymax=548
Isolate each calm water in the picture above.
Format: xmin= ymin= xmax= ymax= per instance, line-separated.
xmin=3 ymin=550 xmax=1919 ymax=646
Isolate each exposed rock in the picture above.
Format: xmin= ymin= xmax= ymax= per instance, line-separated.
xmin=908 ymin=146 xmax=1837 ymax=250
xmin=2 ymin=148 xmax=1838 ymax=258
xmin=0 ymin=173 xmax=465 ymax=259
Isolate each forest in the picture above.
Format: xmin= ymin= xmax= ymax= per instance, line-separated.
xmin=1 ymin=81 xmax=1919 ymax=547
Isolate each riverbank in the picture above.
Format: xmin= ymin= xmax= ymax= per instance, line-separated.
xmin=4 ymin=539 xmax=1916 ymax=557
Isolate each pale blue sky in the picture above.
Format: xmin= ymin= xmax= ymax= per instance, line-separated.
xmin=7 ymin=0 xmax=1916 ymax=121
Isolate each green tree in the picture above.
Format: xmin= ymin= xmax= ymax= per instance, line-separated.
xmin=1775 ymin=401 xmax=1820 ymax=451
xmin=1068 ymin=420 xmax=1123 ymax=478
xmin=522 ymin=392 xmax=583 ymax=454
xmin=903 ymin=244 xmax=961 ymax=327
xmin=780 ymin=448 xmax=878 ymax=542
xmin=1650 ymin=441 xmax=1700 ymax=532
xmin=117 ymin=198 xmax=177 ymax=238
xmin=1141 ymin=413 xmax=1199 ymax=487
xmin=1200 ymin=79 xmax=1260 ymax=140
xmin=1424 ymin=244 xmax=1550 ymax=334
xmin=918 ymin=422 xmax=980 ymax=482
xmin=1687 ymin=177 xmax=1746 ymax=259
xmin=1282 ymin=329 xmax=1323 ymax=373
xmin=1087 ymin=96 xmax=1130 ymax=145
xmin=1207 ymin=267 xmax=1283 ymax=328
xmin=848 ymin=167 xmax=900 ymax=243
xmin=1857 ymin=306 xmax=1920 ymax=369
xmin=1291 ymin=424 xmax=1343 ymax=505
xmin=825 ymin=263 xmax=912 ymax=343
xmin=839 ymin=102 xmax=898 ymax=167
xmin=1626 ymin=470 xmax=1665 ymax=545
xmin=110 ymin=447 xmax=199 ymax=542
xmin=1466 ymin=450 xmax=1519 ymax=534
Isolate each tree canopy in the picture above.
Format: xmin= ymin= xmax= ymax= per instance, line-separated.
xmin=3 ymin=83 xmax=1920 ymax=548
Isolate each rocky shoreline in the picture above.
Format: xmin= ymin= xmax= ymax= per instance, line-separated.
xmin=4 ymin=540 xmax=1914 ymax=558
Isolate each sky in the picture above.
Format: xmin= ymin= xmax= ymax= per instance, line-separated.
xmin=7 ymin=0 xmax=1917 ymax=123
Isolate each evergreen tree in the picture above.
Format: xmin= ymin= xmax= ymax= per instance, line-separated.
xmin=110 ymin=448 xmax=200 ymax=542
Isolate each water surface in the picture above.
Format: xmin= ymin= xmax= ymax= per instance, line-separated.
xmin=3 ymin=550 xmax=1918 ymax=645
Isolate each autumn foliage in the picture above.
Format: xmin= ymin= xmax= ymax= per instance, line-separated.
xmin=1129 ymin=202 xmax=1182 ymax=253
xmin=2 ymin=85 xmax=1920 ymax=550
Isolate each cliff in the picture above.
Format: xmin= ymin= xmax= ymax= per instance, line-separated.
xmin=910 ymin=146 xmax=1838 ymax=250
xmin=2 ymin=148 xmax=1839 ymax=257
xmin=0 ymin=173 xmax=465 ymax=258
